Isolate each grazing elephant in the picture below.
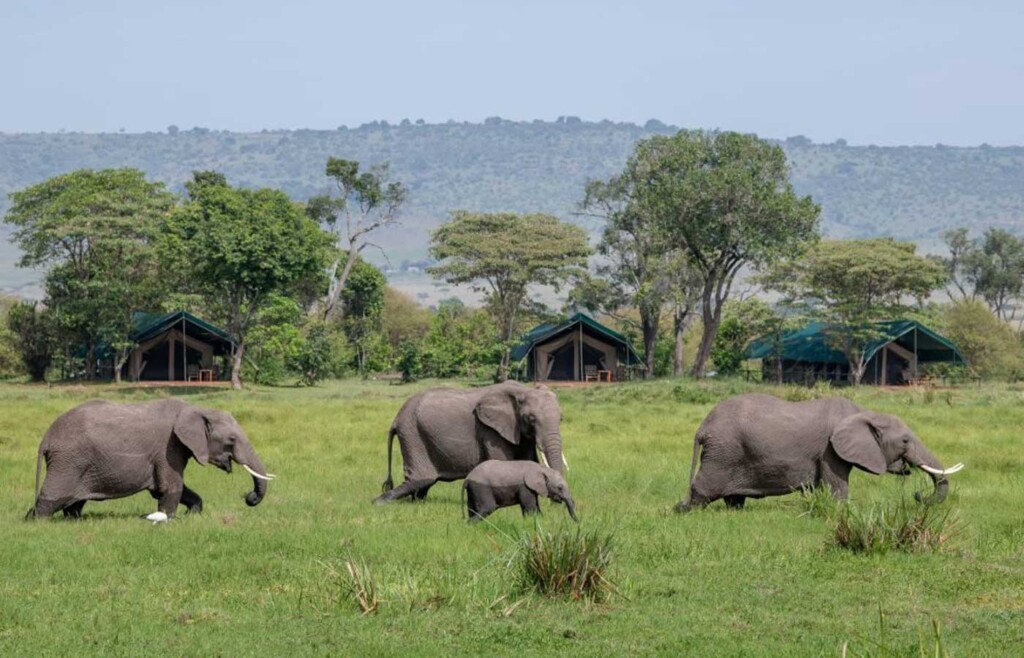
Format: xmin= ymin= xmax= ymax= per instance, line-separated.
xmin=374 ymin=381 xmax=566 ymax=503
xmin=27 ymin=399 xmax=275 ymax=519
xmin=462 ymin=460 xmax=578 ymax=522
xmin=675 ymin=394 xmax=963 ymax=512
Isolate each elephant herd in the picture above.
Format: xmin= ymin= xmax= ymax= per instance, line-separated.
xmin=25 ymin=381 xmax=963 ymax=522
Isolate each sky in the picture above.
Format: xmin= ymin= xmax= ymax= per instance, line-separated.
xmin=1 ymin=0 xmax=1022 ymax=145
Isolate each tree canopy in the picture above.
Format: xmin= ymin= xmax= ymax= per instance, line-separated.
xmin=429 ymin=211 xmax=591 ymax=378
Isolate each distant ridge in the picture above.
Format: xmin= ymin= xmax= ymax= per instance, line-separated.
xmin=2 ymin=119 xmax=1023 ymax=294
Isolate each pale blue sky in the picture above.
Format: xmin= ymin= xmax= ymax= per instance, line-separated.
xmin=1 ymin=0 xmax=1022 ymax=144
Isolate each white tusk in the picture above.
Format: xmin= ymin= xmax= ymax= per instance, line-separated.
xmin=538 ymin=453 xmax=549 ymax=467
xmin=920 ymin=462 xmax=964 ymax=476
xmin=242 ymin=464 xmax=276 ymax=481
xmin=562 ymin=453 xmax=569 ymax=471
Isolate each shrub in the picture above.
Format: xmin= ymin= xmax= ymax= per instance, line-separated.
xmin=397 ymin=341 xmax=421 ymax=383
xmin=6 ymin=301 xmax=55 ymax=381
xmin=941 ymin=299 xmax=1023 ymax=379
xmin=831 ymin=496 xmax=961 ymax=555
xmin=508 ymin=526 xmax=617 ymax=601
xmin=292 ymin=322 xmax=332 ymax=386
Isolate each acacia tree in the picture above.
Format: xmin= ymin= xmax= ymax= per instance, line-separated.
xmin=4 ymin=168 xmax=174 ymax=379
xmin=306 ymin=158 xmax=407 ymax=320
xmin=161 ymin=172 xmax=330 ymax=389
xmin=766 ymin=239 xmax=946 ymax=385
xmin=429 ymin=211 xmax=591 ymax=380
xmin=629 ymin=130 xmax=820 ymax=377
xmin=578 ymin=168 xmax=701 ymax=377
xmin=940 ymin=227 xmax=1024 ymax=322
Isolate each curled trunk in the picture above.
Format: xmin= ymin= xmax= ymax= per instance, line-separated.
xmin=234 ymin=439 xmax=269 ymax=506
xmin=564 ymin=495 xmax=579 ymax=522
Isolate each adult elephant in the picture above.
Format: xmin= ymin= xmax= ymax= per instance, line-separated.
xmin=27 ymin=399 xmax=275 ymax=519
xmin=374 ymin=381 xmax=566 ymax=503
xmin=675 ymin=394 xmax=963 ymax=511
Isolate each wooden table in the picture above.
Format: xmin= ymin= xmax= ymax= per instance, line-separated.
xmin=199 ymin=369 xmax=215 ymax=382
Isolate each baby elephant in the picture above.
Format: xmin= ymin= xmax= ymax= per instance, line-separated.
xmin=462 ymin=460 xmax=578 ymax=522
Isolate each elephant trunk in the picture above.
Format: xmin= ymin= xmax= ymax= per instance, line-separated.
xmin=907 ymin=442 xmax=951 ymax=504
xmin=564 ymin=495 xmax=578 ymax=522
xmin=234 ymin=439 xmax=270 ymax=507
xmin=539 ymin=433 xmax=566 ymax=474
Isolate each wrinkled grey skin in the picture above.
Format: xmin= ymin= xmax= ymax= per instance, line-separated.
xmin=26 ymin=399 xmax=271 ymax=519
xmin=374 ymin=381 xmax=566 ymax=504
xmin=462 ymin=460 xmax=578 ymax=522
xmin=675 ymin=394 xmax=952 ymax=512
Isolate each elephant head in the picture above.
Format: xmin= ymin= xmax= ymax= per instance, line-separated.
xmin=526 ymin=467 xmax=578 ymax=521
xmin=829 ymin=411 xmax=963 ymax=503
xmin=173 ymin=406 xmax=275 ymax=506
xmin=475 ymin=384 xmax=567 ymax=473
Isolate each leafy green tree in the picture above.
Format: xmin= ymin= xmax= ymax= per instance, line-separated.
xmin=940 ymin=227 xmax=1024 ymax=322
xmin=4 ymin=168 xmax=174 ymax=379
xmin=421 ymin=300 xmax=502 ymax=378
xmin=429 ymin=211 xmax=591 ymax=379
xmin=766 ymin=239 xmax=946 ymax=385
xmin=341 ymin=259 xmax=388 ymax=374
xmin=293 ymin=321 xmax=333 ymax=386
xmin=941 ymin=299 xmax=1023 ymax=379
xmin=243 ymin=294 xmax=305 ymax=386
xmin=397 ymin=341 xmax=422 ymax=383
xmin=0 ymin=297 xmax=23 ymax=379
xmin=6 ymin=301 xmax=56 ymax=381
xmin=161 ymin=172 xmax=330 ymax=389
xmin=709 ymin=298 xmax=777 ymax=375
xmin=579 ymin=168 xmax=701 ymax=377
xmin=380 ymin=288 xmax=431 ymax=351
xmin=625 ymin=130 xmax=819 ymax=377
xmin=306 ymin=158 xmax=407 ymax=320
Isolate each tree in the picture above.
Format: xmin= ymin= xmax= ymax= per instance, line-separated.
xmin=939 ymin=227 xmax=1024 ymax=322
xmin=4 ymin=168 xmax=175 ymax=380
xmin=161 ymin=172 xmax=330 ymax=389
xmin=429 ymin=211 xmax=591 ymax=379
xmin=579 ymin=166 xmax=702 ymax=377
xmin=628 ymin=130 xmax=820 ymax=377
xmin=6 ymin=301 xmax=55 ymax=381
xmin=765 ymin=239 xmax=946 ymax=385
xmin=306 ymin=158 xmax=407 ymax=320
xmin=709 ymin=297 xmax=777 ymax=376
xmin=340 ymin=259 xmax=388 ymax=374
xmin=941 ymin=299 xmax=1023 ymax=379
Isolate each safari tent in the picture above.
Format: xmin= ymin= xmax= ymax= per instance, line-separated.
xmin=511 ymin=312 xmax=641 ymax=382
xmin=745 ymin=320 xmax=964 ymax=385
xmin=123 ymin=311 xmax=235 ymax=382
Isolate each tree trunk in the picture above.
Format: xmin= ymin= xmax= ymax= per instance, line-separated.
xmin=231 ymin=343 xmax=245 ymax=390
xmin=322 ymin=246 xmax=360 ymax=321
xmin=673 ymin=305 xmax=688 ymax=377
xmin=113 ymin=351 xmax=129 ymax=384
xmin=641 ymin=315 xmax=659 ymax=379
xmin=691 ymin=293 xmax=719 ymax=378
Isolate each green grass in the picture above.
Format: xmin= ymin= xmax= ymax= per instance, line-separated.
xmin=0 ymin=378 xmax=1022 ymax=656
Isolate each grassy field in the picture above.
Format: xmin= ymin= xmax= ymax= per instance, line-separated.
xmin=0 ymin=378 xmax=1021 ymax=656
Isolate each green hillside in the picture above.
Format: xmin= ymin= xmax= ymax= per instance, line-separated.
xmin=2 ymin=119 xmax=1023 ymax=295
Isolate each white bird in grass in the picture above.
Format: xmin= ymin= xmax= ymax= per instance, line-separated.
xmin=146 ymin=511 xmax=169 ymax=524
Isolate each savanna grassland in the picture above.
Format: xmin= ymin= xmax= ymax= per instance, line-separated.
xmin=0 ymin=379 xmax=1021 ymax=656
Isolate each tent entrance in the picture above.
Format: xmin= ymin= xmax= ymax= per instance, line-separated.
xmin=544 ymin=339 xmax=611 ymax=381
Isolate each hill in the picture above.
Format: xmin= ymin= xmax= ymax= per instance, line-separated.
xmin=3 ymin=119 xmax=1023 ymax=296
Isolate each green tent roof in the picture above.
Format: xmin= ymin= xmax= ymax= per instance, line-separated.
xmin=510 ymin=312 xmax=642 ymax=364
xmin=745 ymin=320 xmax=964 ymax=365
xmin=130 ymin=310 xmax=235 ymax=346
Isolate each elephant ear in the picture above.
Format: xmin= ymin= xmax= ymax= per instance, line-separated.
xmin=829 ymin=413 xmax=886 ymax=474
xmin=524 ymin=468 xmax=547 ymax=496
xmin=475 ymin=391 xmax=519 ymax=445
xmin=173 ymin=407 xmax=210 ymax=466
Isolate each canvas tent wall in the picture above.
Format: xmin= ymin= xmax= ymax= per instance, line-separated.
xmin=745 ymin=320 xmax=964 ymax=385
xmin=511 ymin=313 xmax=641 ymax=382
xmin=125 ymin=311 xmax=235 ymax=382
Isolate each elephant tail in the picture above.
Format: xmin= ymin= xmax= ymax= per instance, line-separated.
xmin=683 ymin=433 xmax=703 ymax=506
xmin=461 ymin=481 xmax=467 ymax=521
xmin=28 ymin=444 xmax=45 ymax=519
xmin=381 ymin=427 xmax=396 ymax=493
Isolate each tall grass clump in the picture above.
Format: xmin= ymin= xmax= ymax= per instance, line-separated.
xmin=841 ymin=608 xmax=950 ymax=657
xmin=320 ymin=553 xmax=381 ymax=615
xmin=798 ymin=485 xmax=842 ymax=520
xmin=508 ymin=526 xmax=618 ymax=601
xmin=831 ymin=496 xmax=961 ymax=555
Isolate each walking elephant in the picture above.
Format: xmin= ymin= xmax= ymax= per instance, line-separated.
xmin=374 ymin=381 xmax=567 ymax=503
xmin=462 ymin=460 xmax=578 ymax=522
xmin=27 ymin=399 xmax=275 ymax=519
xmin=675 ymin=394 xmax=963 ymax=511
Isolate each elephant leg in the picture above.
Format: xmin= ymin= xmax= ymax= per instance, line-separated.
xmin=723 ymin=495 xmax=746 ymax=510
xmin=412 ymin=481 xmax=435 ymax=501
xmin=62 ymin=500 xmax=86 ymax=519
xmin=33 ymin=495 xmax=77 ymax=519
xmin=466 ymin=484 xmax=496 ymax=522
xmin=180 ymin=485 xmax=203 ymax=514
xmin=373 ymin=478 xmax=438 ymax=504
xmin=519 ymin=489 xmax=541 ymax=516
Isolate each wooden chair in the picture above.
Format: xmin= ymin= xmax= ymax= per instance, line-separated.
xmin=584 ymin=365 xmax=599 ymax=382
